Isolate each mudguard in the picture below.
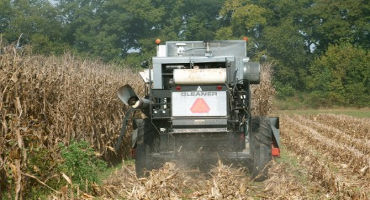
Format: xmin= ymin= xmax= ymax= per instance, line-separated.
xmin=269 ymin=117 xmax=280 ymax=148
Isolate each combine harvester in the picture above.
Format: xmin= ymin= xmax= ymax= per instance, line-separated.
xmin=116 ymin=39 xmax=280 ymax=180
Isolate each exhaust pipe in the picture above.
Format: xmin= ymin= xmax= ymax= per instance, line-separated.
xmin=117 ymin=85 xmax=151 ymax=109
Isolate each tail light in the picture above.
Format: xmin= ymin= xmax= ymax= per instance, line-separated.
xmin=271 ymin=144 xmax=280 ymax=157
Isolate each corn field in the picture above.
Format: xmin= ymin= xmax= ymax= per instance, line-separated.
xmin=1 ymin=44 xmax=369 ymax=199
xmin=0 ymin=45 xmax=142 ymax=199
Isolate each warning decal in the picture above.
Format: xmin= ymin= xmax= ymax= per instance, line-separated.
xmin=190 ymin=98 xmax=210 ymax=113
xmin=172 ymin=91 xmax=226 ymax=117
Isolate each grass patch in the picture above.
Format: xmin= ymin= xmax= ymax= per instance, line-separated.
xmin=273 ymin=92 xmax=370 ymax=115
xmin=273 ymin=95 xmax=310 ymax=110
xmin=275 ymin=147 xmax=308 ymax=183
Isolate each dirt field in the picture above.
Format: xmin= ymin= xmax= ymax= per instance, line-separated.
xmin=81 ymin=112 xmax=369 ymax=200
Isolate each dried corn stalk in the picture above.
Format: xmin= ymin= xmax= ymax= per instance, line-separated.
xmin=251 ymin=62 xmax=275 ymax=116
xmin=0 ymin=44 xmax=141 ymax=197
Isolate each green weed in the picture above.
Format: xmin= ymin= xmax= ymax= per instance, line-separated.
xmin=59 ymin=141 xmax=107 ymax=192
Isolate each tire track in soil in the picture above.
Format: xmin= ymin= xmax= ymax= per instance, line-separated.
xmin=281 ymin=115 xmax=369 ymax=199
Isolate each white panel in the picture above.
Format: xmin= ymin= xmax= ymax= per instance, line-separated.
xmin=172 ymin=91 xmax=227 ymax=116
xmin=157 ymin=45 xmax=167 ymax=57
xmin=139 ymin=69 xmax=153 ymax=83
xmin=173 ymin=68 xmax=227 ymax=84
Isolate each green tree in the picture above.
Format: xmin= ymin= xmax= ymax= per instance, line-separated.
xmin=2 ymin=0 xmax=66 ymax=54
xmin=139 ymin=0 xmax=224 ymax=61
xmin=216 ymin=0 xmax=267 ymax=56
xmin=2 ymin=0 xmax=369 ymax=107
xmin=262 ymin=19 xmax=310 ymax=91
xmin=56 ymin=0 xmax=167 ymax=61
xmin=308 ymin=43 xmax=370 ymax=106
xmin=304 ymin=0 xmax=370 ymax=52
xmin=56 ymin=0 xmax=107 ymax=57
xmin=180 ymin=0 xmax=224 ymax=40
xmin=0 ymin=0 xmax=13 ymax=39
xmin=217 ymin=0 xmax=313 ymax=95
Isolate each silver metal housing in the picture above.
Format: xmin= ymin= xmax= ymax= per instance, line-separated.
xmin=152 ymin=40 xmax=261 ymax=89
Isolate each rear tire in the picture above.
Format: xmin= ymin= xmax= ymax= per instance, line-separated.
xmin=251 ymin=117 xmax=272 ymax=181
xmin=135 ymin=119 xmax=157 ymax=177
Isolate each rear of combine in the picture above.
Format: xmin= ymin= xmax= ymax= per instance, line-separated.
xmin=117 ymin=40 xmax=280 ymax=180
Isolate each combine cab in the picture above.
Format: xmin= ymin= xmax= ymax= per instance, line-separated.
xmin=117 ymin=40 xmax=280 ymax=180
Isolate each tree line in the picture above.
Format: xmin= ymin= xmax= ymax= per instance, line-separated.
xmin=1 ymin=0 xmax=369 ymax=106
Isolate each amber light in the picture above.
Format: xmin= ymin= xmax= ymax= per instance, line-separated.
xmin=175 ymin=85 xmax=181 ymax=91
xmin=216 ymin=85 xmax=222 ymax=90
xmin=155 ymin=38 xmax=161 ymax=45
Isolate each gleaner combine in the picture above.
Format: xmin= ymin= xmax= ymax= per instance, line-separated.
xmin=116 ymin=39 xmax=280 ymax=180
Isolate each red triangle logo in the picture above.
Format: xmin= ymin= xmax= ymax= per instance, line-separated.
xmin=190 ymin=98 xmax=210 ymax=113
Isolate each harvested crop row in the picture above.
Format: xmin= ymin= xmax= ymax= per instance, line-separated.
xmin=285 ymin=115 xmax=370 ymax=177
xmin=285 ymin=116 xmax=370 ymax=176
xmin=263 ymin=160 xmax=326 ymax=199
xmin=87 ymin=161 xmax=319 ymax=200
xmin=307 ymin=114 xmax=370 ymax=140
xmin=88 ymin=162 xmax=253 ymax=200
xmin=286 ymin=117 xmax=370 ymax=179
xmin=296 ymin=115 xmax=370 ymax=155
xmin=281 ymin=117 xmax=369 ymax=199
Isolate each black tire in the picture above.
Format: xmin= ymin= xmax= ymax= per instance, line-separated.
xmin=135 ymin=118 xmax=157 ymax=177
xmin=250 ymin=117 xmax=272 ymax=181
